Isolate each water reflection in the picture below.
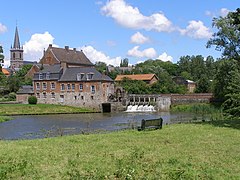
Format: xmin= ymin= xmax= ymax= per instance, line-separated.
xmin=0 ymin=112 xmax=199 ymax=140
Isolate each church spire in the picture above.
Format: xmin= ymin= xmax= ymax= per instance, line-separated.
xmin=13 ymin=26 xmax=21 ymax=49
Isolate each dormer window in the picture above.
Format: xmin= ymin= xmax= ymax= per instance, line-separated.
xmin=39 ymin=73 xmax=43 ymax=80
xmin=87 ymin=73 xmax=94 ymax=80
xmin=77 ymin=73 xmax=85 ymax=81
xmin=46 ymin=72 xmax=50 ymax=79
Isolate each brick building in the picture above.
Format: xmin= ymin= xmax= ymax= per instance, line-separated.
xmin=31 ymin=45 xmax=114 ymax=111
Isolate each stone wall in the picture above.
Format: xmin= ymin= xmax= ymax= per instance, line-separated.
xmin=164 ymin=93 xmax=214 ymax=105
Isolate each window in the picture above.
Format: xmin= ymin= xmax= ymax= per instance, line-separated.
xmin=39 ymin=73 xmax=43 ymax=80
xmin=91 ymin=96 xmax=94 ymax=100
xmin=36 ymin=83 xmax=40 ymax=90
xmin=77 ymin=73 xmax=85 ymax=81
xmin=60 ymin=95 xmax=64 ymax=102
xmin=51 ymin=83 xmax=55 ymax=89
xmin=81 ymin=96 xmax=84 ymax=100
xmin=13 ymin=53 xmax=15 ymax=59
xmin=36 ymin=93 xmax=40 ymax=98
xmin=46 ymin=72 xmax=50 ymax=79
xmin=67 ymin=84 xmax=71 ymax=90
xmin=42 ymin=82 xmax=47 ymax=90
xmin=79 ymin=84 xmax=83 ymax=91
xmin=72 ymin=84 xmax=75 ymax=91
xmin=51 ymin=92 xmax=55 ymax=98
xmin=61 ymin=84 xmax=65 ymax=91
xmin=87 ymin=73 xmax=94 ymax=80
xmin=43 ymin=92 xmax=47 ymax=98
xmin=91 ymin=85 xmax=95 ymax=94
xmin=74 ymin=96 xmax=77 ymax=100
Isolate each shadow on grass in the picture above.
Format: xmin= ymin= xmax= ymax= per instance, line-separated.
xmin=195 ymin=119 xmax=240 ymax=130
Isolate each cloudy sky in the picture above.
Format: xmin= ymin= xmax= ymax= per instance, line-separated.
xmin=0 ymin=0 xmax=239 ymax=67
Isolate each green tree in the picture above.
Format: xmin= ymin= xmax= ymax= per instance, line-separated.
xmin=213 ymin=59 xmax=238 ymax=101
xmin=222 ymin=67 xmax=240 ymax=119
xmin=7 ymin=75 xmax=21 ymax=93
xmin=120 ymin=58 xmax=129 ymax=67
xmin=207 ymin=8 xmax=240 ymax=61
xmin=0 ymin=46 xmax=4 ymax=72
xmin=95 ymin=61 xmax=107 ymax=74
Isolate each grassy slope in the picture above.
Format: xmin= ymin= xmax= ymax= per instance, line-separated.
xmin=0 ymin=122 xmax=239 ymax=179
xmin=0 ymin=104 xmax=94 ymax=116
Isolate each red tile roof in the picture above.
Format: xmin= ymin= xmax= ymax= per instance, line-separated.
xmin=115 ymin=74 xmax=158 ymax=81
xmin=2 ymin=68 xmax=10 ymax=76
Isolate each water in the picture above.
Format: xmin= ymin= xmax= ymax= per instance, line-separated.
xmin=126 ymin=105 xmax=156 ymax=112
xmin=0 ymin=112 xmax=201 ymax=140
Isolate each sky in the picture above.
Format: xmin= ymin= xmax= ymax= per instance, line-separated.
xmin=0 ymin=0 xmax=239 ymax=67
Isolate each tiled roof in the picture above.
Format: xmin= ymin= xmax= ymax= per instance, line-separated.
xmin=33 ymin=64 xmax=62 ymax=80
xmin=115 ymin=74 xmax=157 ymax=81
xmin=17 ymin=85 xmax=34 ymax=94
xmin=45 ymin=46 xmax=94 ymax=66
xmin=2 ymin=68 xmax=10 ymax=75
xmin=59 ymin=67 xmax=113 ymax=82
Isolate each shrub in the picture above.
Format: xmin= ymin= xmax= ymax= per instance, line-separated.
xmin=8 ymin=92 xmax=16 ymax=101
xmin=28 ymin=96 xmax=37 ymax=104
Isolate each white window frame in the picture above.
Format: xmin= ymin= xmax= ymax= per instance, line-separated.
xmin=36 ymin=83 xmax=40 ymax=90
xmin=42 ymin=82 xmax=47 ymax=90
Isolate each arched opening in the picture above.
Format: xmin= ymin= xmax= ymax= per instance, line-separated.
xmin=102 ymin=103 xmax=111 ymax=113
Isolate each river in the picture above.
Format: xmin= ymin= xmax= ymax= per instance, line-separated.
xmin=0 ymin=112 xmax=200 ymax=140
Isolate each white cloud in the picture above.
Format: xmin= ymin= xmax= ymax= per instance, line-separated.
xmin=220 ymin=8 xmax=230 ymax=17
xmin=206 ymin=8 xmax=230 ymax=18
xmin=127 ymin=46 xmax=157 ymax=59
xmin=23 ymin=32 xmax=56 ymax=61
xmin=101 ymin=0 xmax=173 ymax=32
xmin=0 ymin=23 xmax=7 ymax=34
xmin=157 ymin=52 xmax=173 ymax=62
xmin=81 ymin=45 xmax=121 ymax=66
xmin=130 ymin=32 xmax=150 ymax=44
xmin=179 ymin=20 xmax=212 ymax=39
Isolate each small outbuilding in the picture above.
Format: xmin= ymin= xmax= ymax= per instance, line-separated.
xmin=16 ymin=85 xmax=34 ymax=104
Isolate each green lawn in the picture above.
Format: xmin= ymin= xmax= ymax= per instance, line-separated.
xmin=0 ymin=104 xmax=94 ymax=116
xmin=0 ymin=120 xmax=239 ymax=179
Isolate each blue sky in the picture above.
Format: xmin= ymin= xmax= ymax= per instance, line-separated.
xmin=0 ymin=0 xmax=239 ymax=67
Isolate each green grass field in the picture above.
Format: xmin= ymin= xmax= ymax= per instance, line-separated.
xmin=0 ymin=120 xmax=239 ymax=179
xmin=0 ymin=104 xmax=94 ymax=116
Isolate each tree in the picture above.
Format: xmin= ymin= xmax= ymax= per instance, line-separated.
xmin=120 ymin=58 xmax=129 ymax=67
xmin=95 ymin=61 xmax=107 ymax=74
xmin=0 ymin=46 xmax=4 ymax=72
xmin=207 ymin=8 xmax=240 ymax=61
xmin=213 ymin=59 xmax=238 ymax=101
xmin=222 ymin=67 xmax=240 ymax=119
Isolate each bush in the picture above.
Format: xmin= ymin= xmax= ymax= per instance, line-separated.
xmin=28 ymin=96 xmax=37 ymax=104
xmin=8 ymin=92 xmax=16 ymax=101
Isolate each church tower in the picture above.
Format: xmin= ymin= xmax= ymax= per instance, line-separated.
xmin=10 ymin=26 xmax=23 ymax=69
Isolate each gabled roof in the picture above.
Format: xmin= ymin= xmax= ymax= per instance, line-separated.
xmin=115 ymin=74 xmax=158 ymax=81
xmin=59 ymin=67 xmax=113 ymax=82
xmin=43 ymin=45 xmax=94 ymax=66
xmin=17 ymin=85 xmax=34 ymax=94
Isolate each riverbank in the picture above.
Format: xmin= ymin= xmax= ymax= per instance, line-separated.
xmin=0 ymin=104 xmax=96 ymax=116
xmin=0 ymin=121 xmax=239 ymax=179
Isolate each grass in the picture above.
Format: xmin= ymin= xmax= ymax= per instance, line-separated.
xmin=0 ymin=121 xmax=239 ymax=179
xmin=0 ymin=104 xmax=95 ymax=116
xmin=0 ymin=116 xmax=11 ymax=123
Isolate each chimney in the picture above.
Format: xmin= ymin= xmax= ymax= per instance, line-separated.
xmin=73 ymin=48 xmax=76 ymax=51
xmin=65 ymin=46 xmax=69 ymax=51
xmin=43 ymin=48 xmax=45 ymax=55
xmin=49 ymin=44 xmax=52 ymax=48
